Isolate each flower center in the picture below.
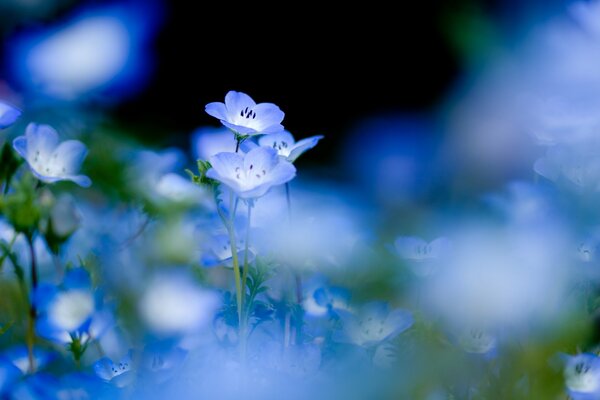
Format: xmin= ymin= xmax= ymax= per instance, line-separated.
xmin=240 ymin=107 xmax=257 ymax=120
xmin=234 ymin=165 xmax=268 ymax=181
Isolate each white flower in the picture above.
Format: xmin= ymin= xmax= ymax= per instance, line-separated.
xmin=394 ymin=236 xmax=451 ymax=277
xmin=206 ymin=147 xmax=296 ymax=199
xmin=205 ymin=91 xmax=285 ymax=136
xmin=13 ymin=123 xmax=91 ymax=187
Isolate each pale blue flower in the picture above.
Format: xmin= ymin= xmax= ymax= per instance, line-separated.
xmin=35 ymin=268 xmax=111 ymax=345
xmin=139 ymin=273 xmax=219 ymax=336
xmin=200 ymin=232 xmax=255 ymax=268
xmin=4 ymin=346 xmax=53 ymax=374
xmin=13 ymin=123 xmax=91 ymax=187
xmin=257 ymin=131 xmax=323 ymax=162
xmin=0 ymin=101 xmax=21 ymax=129
xmin=205 ymin=91 xmax=285 ymax=136
xmin=333 ymin=302 xmax=413 ymax=347
xmin=94 ymin=351 xmax=134 ymax=387
xmin=394 ymin=236 xmax=451 ymax=277
xmin=563 ymin=353 xmax=600 ymax=400
xmin=206 ymin=147 xmax=296 ymax=199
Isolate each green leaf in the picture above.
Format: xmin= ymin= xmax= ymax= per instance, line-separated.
xmin=0 ymin=142 xmax=22 ymax=194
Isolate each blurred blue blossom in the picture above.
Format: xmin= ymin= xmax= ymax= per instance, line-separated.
xmin=394 ymin=236 xmax=451 ymax=277
xmin=334 ymin=302 xmax=413 ymax=347
xmin=7 ymin=1 xmax=161 ymax=101
xmin=0 ymin=100 xmax=21 ymax=129
xmin=13 ymin=123 xmax=91 ymax=187
xmin=192 ymin=126 xmax=238 ymax=161
xmin=205 ymin=91 xmax=285 ymax=136
xmin=207 ymin=147 xmax=296 ymax=199
xmin=563 ymin=353 xmax=600 ymax=400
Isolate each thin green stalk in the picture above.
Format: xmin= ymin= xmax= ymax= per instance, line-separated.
xmin=241 ymin=203 xmax=252 ymax=307
xmin=26 ymin=235 xmax=38 ymax=373
xmin=228 ymin=225 xmax=243 ymax=326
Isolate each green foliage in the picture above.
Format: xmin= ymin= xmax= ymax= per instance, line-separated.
xmin=1 ymin=173 xmax=41 ymax=236
xmin=0 ymin=142 xmax=21 ymax=194
xmin=186 ymin=159 xmax=216 ymax=188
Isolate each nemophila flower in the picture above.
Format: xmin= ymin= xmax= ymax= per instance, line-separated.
xmin=563 ymin=353 xmax=600 ymax=400
xmin=303 ymin=285 xmax=350 ymax=318
xmin=155 ymin=173 xmax=206 ymax=204
xmin=205 ymin=91 xmax=285 ymax=136
xmin=8 ymin=2 xmax=161 ymax=101
xmin=13 ymin=123 xmax=91 ymax=187
xmin=4 ymin=346 xmax=53 ymax=374
xmin=140 ymin=343 xmax=187 ymax=383
xmin=139 ymin=273 xmax=219 ymax=336
xmin=206 ymin=147 xmax=296 ymax=199
xmin=35 ymin=268 xmax=111 ymax=345
xmin=200 ymin=232 xmax=255 ymax=268
xmin=94 ymin=351 xmax=134 ymax=388
xmin=394 ymin=236 xmax=451 ymax=277
xmin=257 ymin=131 xmax=323 ymax=162
xmin=0 ymin=101 xmax=21 ymax=129
xmin=333 ymin=302 xmax=413 ymax=347
xmin=456 ymin=328 xmax=497 ymax=356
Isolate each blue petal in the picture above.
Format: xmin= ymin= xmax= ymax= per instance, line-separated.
xmin=258 ymin=131 xmax=295 ymax=148
xmin=243 ymin=147 xmax=278 ymax=172
xmin=385 ymin=309 xmax=414 ymax=338
xmin=12 ymin=136 xmax=28 ymax=159
xmin=0 ymin=101 xmax=21 ymax=129
xmin=252 ymin=103 xmax=285 ymax=132
xmin=264 ymin=160 xmax=296 ymax=186
xmin=63 ymin=268 xmax=92 ymax=290
xmin=205 ymin=102 xmax=228 ymax=120
xmin=0 ymin=357 xmax=21 ymax=394
xmin=191 ymin=127 xmax=237 ymax=160
xmin=224 ymin=91 xmax=256 ymax=114
xmin=51 ymin=140 xmax=89 ymax=174
xmin=288 ymin=135 xmax=323 ymax=162
xmin=66 ymin=174 xmax=92 ymax=188
xmin=221 ymin=120 xmax=258 ymax=135
xmin=208 ymin=152 xmax=244 ymax=180
xmin=25 ymin=123 xmax=59 ymax=160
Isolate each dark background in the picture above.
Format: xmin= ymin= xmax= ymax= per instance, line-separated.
xmin=1 ymin=0 xmax=569 ymax=161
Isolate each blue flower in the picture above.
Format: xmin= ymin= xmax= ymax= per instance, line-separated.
xmin=563 ymin=353 xmax=600 ymax=400
xmin=205 ymin=91 xmax=285 ymax=136
xmin=333 ymin=302 xmax=413 ymax=347
xmin=192 ymin=126 xmax=238 ymax=160
xmin=0 ymin=357 xmax=20 ymax=394
xmin=303 ymin=285 xmax=350 ymax=318
xmin=35 ymin=268 xmax=111 ymax=345
xmin=0 ymin=101 xmax=21 ymax=129
xmin=94 ymin=351 xmax=134 ymax=387
xmin=258 ymin=131 xmax=323 ymax=162
xmin=200 ymin=232 xmax=255 ymax=268
xmin=4 ymin=346 xmax=53 ymax=374
xmin=394 ymin=236 xmax=451 ymax=277
xmin=206 ymin=147 xmax=296 ymax=199
xmin=13 ymin=123 xmax=91 ymax=187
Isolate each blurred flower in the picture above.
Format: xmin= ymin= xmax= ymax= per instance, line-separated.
xmin=394 ymin=236 xmax=451 ymax=277
xmin=0 ymin=357 xmax=20 ymax=394
xmin=207 ymin=147 xmax=296 ymax=199
xmin=534 ymin=142 xmax=600 ymax=190
xmin=303 ymin=284 xmax=350 ymax=318
xmin=4 ymin=346 xmax=53 ymax=374
xmin=205 ymin=91 xmax=285 ymax=136
xmin=49 ymin=193 xmax=81 ymax=239
xmin=139 ymin=273 xmax=219 ymax=336
xmin=35 ymin=268 xmax=111 ymax=345
xmin=13 ymin=123 xmax=91 ymax=187
xmin=257 ymin=131 xmax=323 ymax=162
xmin=155 ymin=173 xmax=206 ymax=205
xmin=7 ymin=1 xmax=161 ymax=101
xmin=456 ymin=328 xmax=497 ymax=356
xmin=563 ymin=353 xmax=600 ymax=400
xmin=192 ymin=126 xmax=238 ymax=161
xmin=333 ymin=302 xmax=413 ymax=347
xmin=200 ymin=231 xmax=255 ymax=268
xmin=0 ymin=100 xmax=21 ymax=129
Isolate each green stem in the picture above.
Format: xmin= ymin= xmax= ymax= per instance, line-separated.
xmin=241 ymin=203 xmax=252 ymax=307
xmin=26 ymin=235 xmax=38 ymax=373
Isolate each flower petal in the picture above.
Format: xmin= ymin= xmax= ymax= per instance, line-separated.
xmin=258 ymin=131 xmax=295 ymax=148
xmin=66 ymin=174 xmax=92 ymax=188
xmin=49 ymin=140 xmax=89 ymax=175
xmin=224 ymin=91 xmax=256 ymax=115
xmin=287 ymin=135 xmax=323 ymax=162
xmin=12 ymin=136 xmax=28 ymax=159
xmin=209 ymin=152 xmax=244 ymax=180
xmin=0 ymin=101 xmax=21 ymax=129
xmin=25 ymin=123 xmax=59 ymax=162
xmin=243 ymin=147 xmax=278 ymax=173
xmin=205 ymin=102 xmax=228 ymax=121
xmin=221 ymin=120 xmax=257 ymax=135
xmin=252 ymin=102 xmax=285 ymax=132
xmin=265 ymin=160 xmax=296 ymax=186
